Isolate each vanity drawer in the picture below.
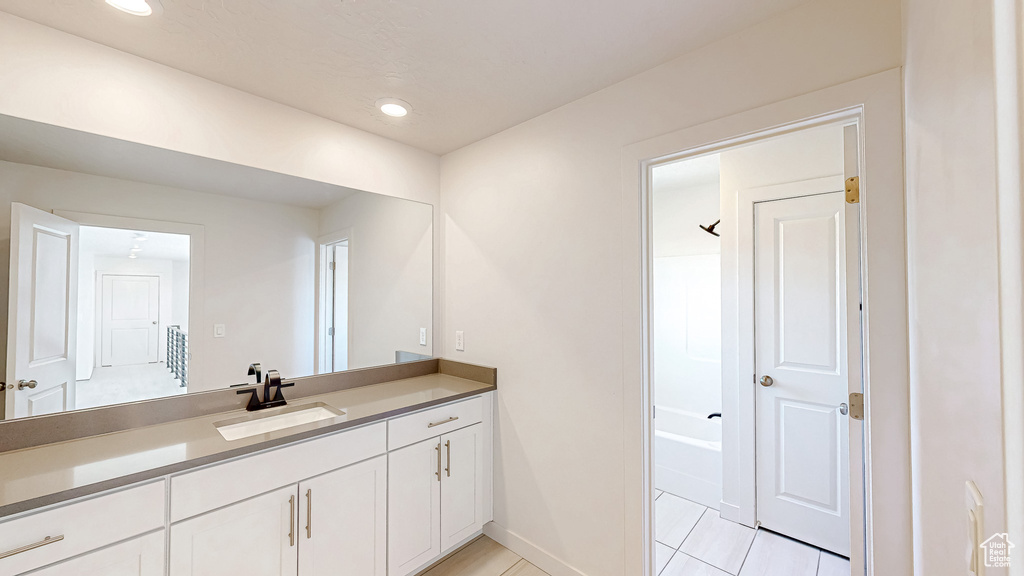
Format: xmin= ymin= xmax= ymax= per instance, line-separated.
xmin=0 ymin=481 xmax=165 ymax=576
xmin=171 ymin=421 xmax=386 ymax=522
xmin=388 ymin=397 xmax=483 ymax=450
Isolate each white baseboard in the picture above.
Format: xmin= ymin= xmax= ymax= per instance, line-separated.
xmin=483 ymin=522 xmax=588 ymax=576
xmin=719 ymin=501 xmax=741 ymax=523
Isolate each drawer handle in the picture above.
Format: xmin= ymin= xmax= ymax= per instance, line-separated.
xmin=428 ymin=416 xmax=459 ymax=428
xmin=0 ymin=535 xmax=64 ymax=560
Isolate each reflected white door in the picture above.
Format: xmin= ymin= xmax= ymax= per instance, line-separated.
xmin=101 ymin=275 xmax=159 ymax=366
xmin=5 ymin=203 xmax=79 ymax=419
xmin=754 ymin=191 xmax=850 ymax=555
xmin=332 ymin=244 xmax=349 ymax=371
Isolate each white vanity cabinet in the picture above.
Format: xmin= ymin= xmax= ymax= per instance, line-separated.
xmin=170 ymin=485 xmax=299 ymax=576
xmin=0 ymin=481 xmax=165 ymax=576
xmin=387 ymin=397 xmax=490 ymax=576
xmin=298 ymin=455 xmax=387 ymax=576
xmin=24 ymin=531 xmax=165 ymax=576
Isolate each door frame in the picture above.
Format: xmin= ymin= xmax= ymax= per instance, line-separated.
xmin=315 ymin=228 xmax=353 ymax=374
xmin=620 ymin=68 xmax=909 ymax=576
xmin=738 ymin=177 xmax=864 ymax=557
xmin=55 ymin=211 xmax=204 ymax=387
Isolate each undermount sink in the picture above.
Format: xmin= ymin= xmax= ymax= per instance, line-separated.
xmin=214 ymin=402 xmax=345 ymax=441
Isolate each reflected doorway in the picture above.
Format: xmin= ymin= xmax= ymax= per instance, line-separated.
xmin=76 ymin=225 xmax=190 ymax=410
xmin=319 ymin=237 xmax=350 ymax=373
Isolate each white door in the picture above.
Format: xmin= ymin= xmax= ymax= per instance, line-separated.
xmin=101 ymin=275 xmax=159 ymax=366
xmin=440 ymin=423 xmax=486 ymax=551
xmin=28 ymin=531 xmax=164 ymax=576
xmin=388 ymin=437 xmax=442 ymax=576
xmin=6 ymin=203 xmax=79 ymax=419
xmin=170 ymin=485 xmax=299 ymax=576
xmin=298 ymin=455 xmax=387 ymax=576
xmin=754 ymin=191 xmax=851 ymax=555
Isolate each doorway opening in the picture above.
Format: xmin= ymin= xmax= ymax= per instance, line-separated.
xmin=649 ymin=123 xmax=863 ymax=575
xmin=76 ymin=225 xmax=191 ymax=409
xmin=318 ymin=236 xmax=350 ymax=374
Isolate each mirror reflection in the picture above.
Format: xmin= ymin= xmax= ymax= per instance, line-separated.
xmin=0 ymin=114 xmax=433 ymax=420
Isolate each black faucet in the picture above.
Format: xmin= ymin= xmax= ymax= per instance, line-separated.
xmin=236 ymin=368 xmax=294 ymax=411
xmin=707 ymin=412 xmax=722 ymax=419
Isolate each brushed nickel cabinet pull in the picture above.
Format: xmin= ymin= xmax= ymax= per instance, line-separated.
xmin=435 ymin=442 xmax=442 ymax=481
xmin=445 ymin=440 xmax=451 ymax=477
xmin=428 ymin=416 xmax=458 ymax=428
xmin=0 ymin=535 xmax=64 ymax=560
xmin=288 ymin=495 xmax=295 ymax=546
xmin=305 ymin=489 xmax=312 ymax=539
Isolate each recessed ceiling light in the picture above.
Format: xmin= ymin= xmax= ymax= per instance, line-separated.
xmin=376 ymin=98 xmax=411 ymax=118
xmin=130 ymin=246 xmax=143 ymax=252
xmin=134 ymin=233 xmax=148 ymax=241
xmin=128 ymin=253 xmax=138 ymax=259
xmin=105 ymin=0 xmax=156 ymax=16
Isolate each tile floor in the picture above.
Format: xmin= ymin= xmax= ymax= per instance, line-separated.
xmin=76 ymin=362 xmax=186 ymax=409
xmin=655 ymin=491 xmax=851 ymax=576
xmin=419 ymin=536 xmax=549 ymax=576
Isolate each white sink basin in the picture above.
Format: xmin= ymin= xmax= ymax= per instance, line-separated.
xmin=214 ymin=402 xmax=345 ymax=441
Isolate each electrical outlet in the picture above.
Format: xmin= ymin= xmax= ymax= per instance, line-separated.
xmin=213 ymin=324 xmax=226 ymax=338
xmin=455 ymin=330 xmax=465 ymax=352
xmin=419 ymin=327 xmax=427 ymax=346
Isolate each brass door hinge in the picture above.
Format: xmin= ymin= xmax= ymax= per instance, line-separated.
xmin=845 ymin=176 xmax=860 ymax=204
xmin=849 ymin=392 xmax=864 ymax=420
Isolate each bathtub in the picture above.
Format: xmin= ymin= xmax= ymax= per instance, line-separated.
xmin=654 ymin=406 xmax=722 ymax=509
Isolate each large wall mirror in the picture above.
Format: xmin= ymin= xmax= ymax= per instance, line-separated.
xmin=0 ymin=114 xmax=433 ymax=420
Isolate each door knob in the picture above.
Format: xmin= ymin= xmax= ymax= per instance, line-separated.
xmin=17 ymin=380 xmax=37 ymax=390
xmin=0 ymin=382 xmax=6 ymax=391
xmin=839 ymin=403 xmax=849 ymax=415
xmin=152 ymin=321 xmax=157 ymax=325
xmin=759 ymin=375 xmax=774 ymax=387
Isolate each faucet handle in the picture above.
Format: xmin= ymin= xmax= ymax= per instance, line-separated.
xmin=248 ymin=363 xmax=262 ymax=384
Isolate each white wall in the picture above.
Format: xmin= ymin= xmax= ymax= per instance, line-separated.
xmin=903 ymin=0 xmax=1008 ymax=572
xmin=319 ymin=192 xmax=433 ymax=368
xmin=440 ymin=0 xmax=900 ymax=573
xmin=0 ymin=159 xmax=320 ymax=391
xmin=651 ymin=157 xmax=722 ymax=419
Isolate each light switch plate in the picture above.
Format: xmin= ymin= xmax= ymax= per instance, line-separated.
xmin=213 ymin=324 xmax=226 ymax=338
xmin=455 ymin=330 xmax=465 ymax=352
xmin=420 ymin=327 xmax=427 ymax=346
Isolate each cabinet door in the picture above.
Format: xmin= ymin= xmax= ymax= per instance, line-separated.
xmin=170 ymin=485 xmax=299 ymax=576
xmin=440 ymin=423 xmax=486 ymax=551
xmin=388 ymin=437 xmax=441 ymax=576
xmin=298 ymin=455 xmax=387 ymax=576
xmin=26 ymin=531 xmax=164 ymax=576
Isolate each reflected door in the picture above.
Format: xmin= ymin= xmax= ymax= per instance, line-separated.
xmin=753 ymin=191 xmax=850 ymax=555
xmin=6 ymin=203 xmax=79 ymax=419
xmin=100 ymin=275 xmax=159 ymax=366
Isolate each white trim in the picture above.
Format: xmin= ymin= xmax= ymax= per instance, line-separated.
xmin=54 ymin=210 xmax=205 ymax=390
xmin=314 ymin=228 xmax=353 ymax=374
xmin=993 ymin=0 xmax=1024 ymax=571
xmin=620 ymin=68 xmax=910 ymax=576
xmin=483 ymin=522 xmax=587 ymax=576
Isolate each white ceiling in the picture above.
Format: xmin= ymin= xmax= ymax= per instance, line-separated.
xmin=0 ymin=0 xmax=808 ymax=154
xmin=80 ymin=225 xmax=190 ymax=261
